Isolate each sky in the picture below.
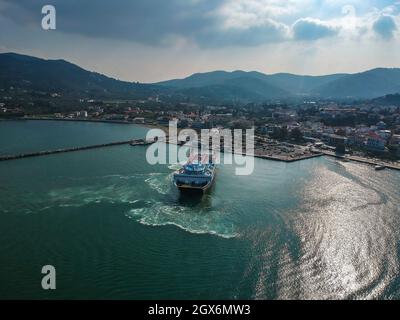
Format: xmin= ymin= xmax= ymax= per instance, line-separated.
xmin=0 ymin=0 xmax=399 ymax=82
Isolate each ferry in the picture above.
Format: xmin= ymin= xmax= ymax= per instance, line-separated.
xmin=173 ymin=153 xmax=216 ymax=192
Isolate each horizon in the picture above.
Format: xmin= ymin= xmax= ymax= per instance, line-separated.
xmin=1 ymin=1 xmax=399 ymax=82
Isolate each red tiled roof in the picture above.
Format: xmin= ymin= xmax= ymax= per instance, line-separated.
xmin=367 ymin=131 xmax=385 ymax=141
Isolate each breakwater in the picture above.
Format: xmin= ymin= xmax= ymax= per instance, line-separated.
xmin=0 ymin=139 xmax=149 ymax=161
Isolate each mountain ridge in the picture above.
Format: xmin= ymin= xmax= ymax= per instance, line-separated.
xmin=1 ymin=52 xmax=400 ymax=102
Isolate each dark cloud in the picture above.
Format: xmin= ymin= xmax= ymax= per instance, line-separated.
xmin=292 ymin=18 xmax=338 ymax=41
xmin=373 ymin=15 xmax=397 ymax=39
xmin=1 ymin=0 xmax=224 ymax=46
xmin=0 ymin=0 xmax=290 ymax=47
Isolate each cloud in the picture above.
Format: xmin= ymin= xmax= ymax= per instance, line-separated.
xmin=1 ymin=0 xmax=294 ymax=47
xmin=1 ymin=0 xmax=225 ymax=46
xmin=1 ymin=0 xmax=399 ymax=48
xmin=372 ymin=15 xmax=398 ymax=39
xmin=217 ymin=0 xmax=311 ymax=27
xmin=198 ymin=20 xmax=290 ymax=47
xmin=292 ymin=18 xmax=339 ymax=40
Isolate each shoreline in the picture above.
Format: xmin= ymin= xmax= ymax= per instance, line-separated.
xmin=253 ymin=152 xmax=324 ymax=163
xmin=1 ymin=116 xmax=170 ymax=135
xmin=6 ymin=116 xmax=148 ymax=125
xmin=4 ymin=116 xmax=170 ymax=133
xmin=320 ymin=150 xmax=400 ymax=171
xmin=1 ymin=117 xmax=399 ymax=170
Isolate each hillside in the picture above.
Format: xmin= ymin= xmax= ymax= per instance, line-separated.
xmin=157 ymin=68 xmax=400 ymax=99
xmin=312 ymin=68 xmax=400 ymax=99
xmin=372 ymin=93 xmax=400 ymax=106
xmin=1 ymin=52 xmax=400 ymax=103
xmin=0 ymin=52 xmax=161 ymax=99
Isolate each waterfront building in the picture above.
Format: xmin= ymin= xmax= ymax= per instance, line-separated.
xmin=322 ymin=133 xmax=347 ymax=147
xmin=390 ymin=134 xmax=400 ymax=145
xmin=377 ymin=130 xmax=392 ymax=141
xmin=79 ymin=111 xmax=88 ymax=118
xmin=347 ymin=134 xmax=366 ymax=147
xmin=366 ymin=132 xmax=386 ymax=152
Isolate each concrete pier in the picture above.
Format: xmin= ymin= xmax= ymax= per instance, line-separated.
xmin=0 ymin=139 xmax=151 ymax=161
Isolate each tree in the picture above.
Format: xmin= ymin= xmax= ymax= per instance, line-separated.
xmin=290 ymin=128 xmax=303 ymax=142
xmin=270 ymin=126 xmax=288 ymax=140
xmin=336 ymin=129 xmax=346 ymax=137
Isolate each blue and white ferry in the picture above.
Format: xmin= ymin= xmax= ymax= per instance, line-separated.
xmin=173 ymin=153 xmax=216 ymax=192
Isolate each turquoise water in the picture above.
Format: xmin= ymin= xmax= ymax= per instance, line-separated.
xmin=1 ymin=120 xmax=400 ymax=299
xmin=0 ymin=119 xmax=149 ymax=155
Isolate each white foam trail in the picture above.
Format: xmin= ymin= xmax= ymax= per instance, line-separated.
xmin=126 ymin=201 xmax=238 ymax=239
xmin=42 ymin=173 xmax=238 ymax=239
xmin=144 ymin=174 xmax=172 ymax=195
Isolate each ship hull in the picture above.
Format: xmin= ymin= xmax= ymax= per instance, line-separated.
xmin=173 ymin=168 xmax=216 ymax=193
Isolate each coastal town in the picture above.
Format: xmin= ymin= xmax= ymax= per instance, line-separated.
xmin=2 ymin=95 xmax=400 ymax=168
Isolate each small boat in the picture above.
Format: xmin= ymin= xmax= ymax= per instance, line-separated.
xmin=173 ymin=153 xmax=216 ymax=193
xmin=374 ymin=164 xmax=386 ymax=171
